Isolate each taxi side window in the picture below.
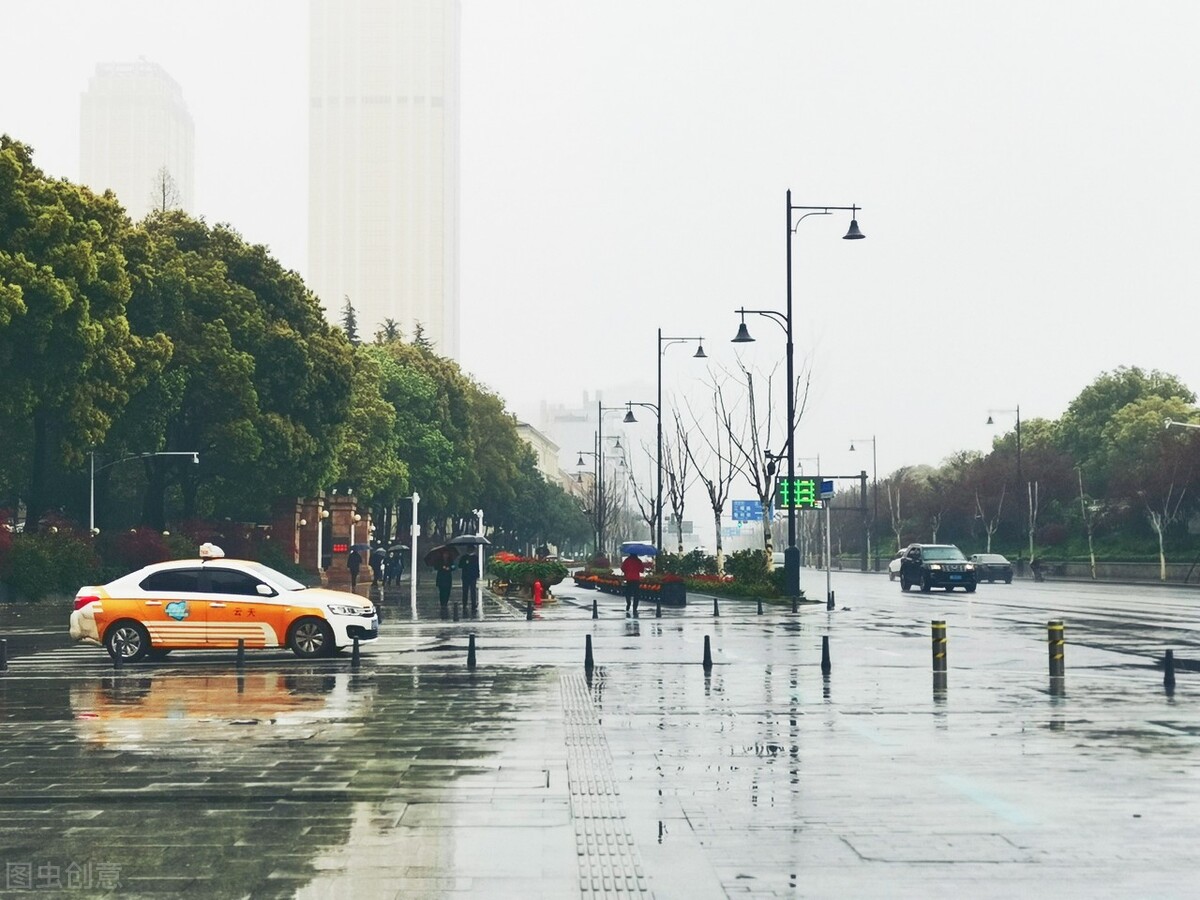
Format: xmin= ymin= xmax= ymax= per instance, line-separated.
xmin=140 ymin=569 xmax=204 ymax=592
xmin=207 ymin=568 xmax=273 ymax=597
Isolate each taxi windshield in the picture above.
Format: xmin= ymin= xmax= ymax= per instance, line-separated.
xmin=241 ymin=561 xmax=307 ymax=591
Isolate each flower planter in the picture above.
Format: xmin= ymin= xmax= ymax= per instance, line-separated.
xmin=640 ymin=579 xmax=687 ymax=606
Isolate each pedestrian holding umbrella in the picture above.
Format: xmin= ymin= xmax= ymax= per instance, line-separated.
xmin=620 ymin=541 xmax=658 ymax=557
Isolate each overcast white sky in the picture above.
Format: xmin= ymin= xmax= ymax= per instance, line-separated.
xmin=5 ymin=1 xmax=1200 ymax=512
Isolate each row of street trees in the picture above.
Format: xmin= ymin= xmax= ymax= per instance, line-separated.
xmin=0 ymin=136 xmax=590 ymax=553
xmin=621 ymin=363 xmax=1200 ymax=580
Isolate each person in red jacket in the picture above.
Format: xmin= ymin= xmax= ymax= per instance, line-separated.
xmin=620 ymin=553 xmax=646 ymax=616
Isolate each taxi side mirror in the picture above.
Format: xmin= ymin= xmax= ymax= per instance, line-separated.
xmin=256 ymin=584 xmax=275 ymax=597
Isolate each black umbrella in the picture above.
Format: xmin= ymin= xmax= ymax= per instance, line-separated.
xmin=387 ymin=544 xmax=410 ymax=553
xmin=447 ymin=534 xmax=492 ymax=547
xmin=423 ymin=544 xmax=459 ymax=567
xmin=350 ymin=542 xmax=371 ymax=552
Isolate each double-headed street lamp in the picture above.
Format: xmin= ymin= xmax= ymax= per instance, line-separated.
xmin=625 ymin=330 xmax=706 ymax=550
xmin=732 ymin=191 xmax=864 ymax=599
xmin=849 ymin=436 xmax=878 ymax=571
xmin=89 ymin=451 xmax=200 ymax=534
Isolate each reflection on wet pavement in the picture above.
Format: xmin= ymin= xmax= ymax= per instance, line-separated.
xmin=3 ymin=573 xmax=1200 ymax=897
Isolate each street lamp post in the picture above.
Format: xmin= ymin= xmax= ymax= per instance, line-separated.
xmin=89 ymin=451 xmax=200 ymax=534
xmin=576 ymin=448 xmax=600 ymax=554
xmin=409 ymin=492 xmax=420 ymax=614
xmin=623 ymin=401 xmax=659 ymax=541
xmin=849 ymin=436 xmax=878 ymax=571
xmin=986 ymin=406 xmax=1024 ymax=566
xmin=629 ymin=330 xmax=706 ymax=550
xmin=732 ymin=191 xmax=864 ymax=600
xmin=596 ymin=401 xmax=626 ymax=557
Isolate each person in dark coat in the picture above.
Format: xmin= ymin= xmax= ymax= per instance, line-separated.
xmin=435 ymin=561 xmax=453 ymax=609
xmin=459 ymin=554 xmax=480 ymax=611
xmin=347 ymin=549 xmax=362 ymax=592
xmin=370 ymin=545 xmax=386 ymax=585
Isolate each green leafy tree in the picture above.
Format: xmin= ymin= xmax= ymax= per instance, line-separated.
xmin=374 ymin=318 xmax=402 ymax=344
xmin=1060 ymin=367 xmax=1195 ymax=488
xmin=112 ymin=212 xmax=354 ymax=526
xmin=0 ymin=137 xmax=168 ymax=531
xmin=1102 ymin=395 xmax=1200 ymax=578
xmin=331 ymin=348 xmax=406 ymax=501
xmin=341 ymin=296 xmax=359 ymax=345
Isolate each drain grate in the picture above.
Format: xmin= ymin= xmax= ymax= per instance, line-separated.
xmin=561 ymin=671 xmax=652 ymax=898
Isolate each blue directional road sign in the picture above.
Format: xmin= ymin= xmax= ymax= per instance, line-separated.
xmin=820 ymin=479 xmax=834 ymax=499
xmin=732 ymin=499 xmax=767 ymax=522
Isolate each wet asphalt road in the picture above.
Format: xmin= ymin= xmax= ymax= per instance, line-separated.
xmin=1 ymin=572 xmax=1199 ymax=898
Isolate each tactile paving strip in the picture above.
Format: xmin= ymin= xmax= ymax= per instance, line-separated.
xmin=562 ymin=671 xmax=653 ymax=898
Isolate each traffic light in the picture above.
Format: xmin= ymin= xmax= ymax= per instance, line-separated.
xmin=774 ymin=477 xmax=818 ymax=509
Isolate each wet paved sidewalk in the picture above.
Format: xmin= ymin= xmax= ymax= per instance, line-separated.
xmin=2 ymin=575 xmax=1200 ymax=898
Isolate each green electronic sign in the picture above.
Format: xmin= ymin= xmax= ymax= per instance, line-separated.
xmin=774 ymin=476 xmax=818 ymax=509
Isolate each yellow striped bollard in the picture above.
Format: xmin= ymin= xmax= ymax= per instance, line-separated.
xmin=1048 ymin=620 xmax=1065 ymax=677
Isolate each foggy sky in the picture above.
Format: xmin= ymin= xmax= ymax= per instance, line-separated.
xmin=5 ymin=1 xmax=1200 ymax=524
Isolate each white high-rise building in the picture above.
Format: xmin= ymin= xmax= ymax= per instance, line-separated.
xmin=309 ymin=0 xmax=461 ymax=358
xmin=79 ymin=60 xmax=195 ymax=220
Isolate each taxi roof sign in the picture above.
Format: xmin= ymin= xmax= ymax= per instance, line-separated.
xmin=199 ymin=542 xmax=226 ymax=560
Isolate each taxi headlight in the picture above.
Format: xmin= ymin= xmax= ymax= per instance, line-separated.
xmin=328 ymin=604 xmax=369 ymax=617
xmin=929 ymin=564 xmax=942 ymax=570
xmin=965 ymin=563 xmax=975 ymax=570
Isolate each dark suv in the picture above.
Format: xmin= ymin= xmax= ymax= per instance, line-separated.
xmin=898 ymin=544 xmax=977 ymax=593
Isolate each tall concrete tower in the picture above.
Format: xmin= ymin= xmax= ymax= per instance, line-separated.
xmin=309 ymin=0 xmax=461 ymax=359
xmin=79 ymin=59 xmax=195 ymax=220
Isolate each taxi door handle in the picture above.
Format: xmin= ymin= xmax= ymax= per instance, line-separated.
xmin=210 ymin=602 xmax=227 ymax=609
xmin=145 ymin=601 xmax=163 ymax=606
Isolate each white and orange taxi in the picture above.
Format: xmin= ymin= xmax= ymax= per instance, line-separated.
xmin=69 ymin=543 xmax=379 ymax=662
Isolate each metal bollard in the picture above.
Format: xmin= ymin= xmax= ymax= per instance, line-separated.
xmin=467 ymin=633 xmax=477 ymax=670
xmin=0 ymin=638 xmax=6 ymax=672
xmin=592 ymin=598 xmax=598 ymax=620
xmin=703 ymin=635 xmax=713 ymax=672
xmin=757 ymin=597 xmax=763 ymax=615
xmin=237 ymin=638 xmax=245 ymax=668
xmin=351 ymin=637 xmax=360 ymax=666
xmin=821 ymin=636 xmax=831 ymax=674
xmin=526 ymin=601 xmax=534 ymax=621
xmin=584 ymin=634 xmax=594 ymax=671
xmin=655 ymin=599 xmax=661 ymax=618
xmin=1048 ymin=620 xmax=1065 ymax=677
xmin=1165 ymin=649 xmax=1177 ymax=693
xmin=713 ymin=598 xmax=720 ymax=617
xmin=827 ymin=590 xmax=835 ymax=611
xmin=931 ymin=621 xmax=947 ymax=673
xmin=791 ymin=595 xmax=798 ymax=614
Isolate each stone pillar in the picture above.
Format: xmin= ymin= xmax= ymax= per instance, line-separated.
xmin=271 ymin=499 xmax=303 ymax=565
xmin=325 ymin=494 xmax=361 ymax=591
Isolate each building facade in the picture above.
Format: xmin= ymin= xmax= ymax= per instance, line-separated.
xmin=79 ymin=60 xmax=195 ymax=220
xmin=308 ymin=0 xmax=461 ymax=358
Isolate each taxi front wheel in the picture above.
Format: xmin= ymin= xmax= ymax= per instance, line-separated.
xmin=105 ymin=621 xmax=150 ymax=663
xmin=289 ymin=618 xmax=334 ymax=659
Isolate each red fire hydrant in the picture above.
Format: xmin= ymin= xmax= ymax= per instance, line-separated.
xmin=533 ymin=580 xmax=543 ymax=606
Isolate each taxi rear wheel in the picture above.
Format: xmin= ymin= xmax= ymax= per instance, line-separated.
xmin=289 ymin=618 xmax=334 ymax=659
xmin=105 ymin=621 xmax=150 ymax=663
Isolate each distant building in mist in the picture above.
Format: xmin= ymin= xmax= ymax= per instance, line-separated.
xmin=308 ymin=0 xmax=461 ymax=359
xmin=79 ymin=59 xmax=195 ymax=219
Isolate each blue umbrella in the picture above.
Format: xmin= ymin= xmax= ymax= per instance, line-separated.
xmin=620 ymin=541 xmax=658 ymax=557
